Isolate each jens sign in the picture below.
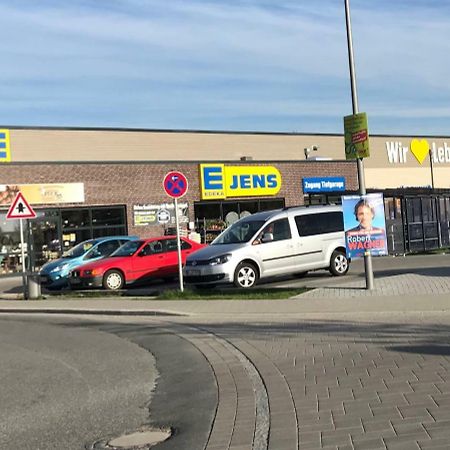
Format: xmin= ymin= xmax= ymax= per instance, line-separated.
xmin=386 ymin=139 xmax=450 ymax=165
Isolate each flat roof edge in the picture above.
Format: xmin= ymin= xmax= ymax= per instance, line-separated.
xmin=1 ymin=125 xmax=449 ymax=139
xmin=3 ymin=159 xmax=356 ymax=165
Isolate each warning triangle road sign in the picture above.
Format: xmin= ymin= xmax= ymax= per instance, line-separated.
xmin=6 ymin=192 xmax=37 ymax=220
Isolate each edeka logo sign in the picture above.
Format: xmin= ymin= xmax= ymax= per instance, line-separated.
xmin=200 ymin=164 xmax=282 ymax=200
xmin=386 ymin=139 xmax=450 ymax=165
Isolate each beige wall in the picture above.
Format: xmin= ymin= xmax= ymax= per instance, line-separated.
xmin=9 ymin=128 xmax=345 ymax=162
xmin=6 ymin=127 xmax=450 ymax=189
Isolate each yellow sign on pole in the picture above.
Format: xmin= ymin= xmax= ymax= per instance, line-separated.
xmin=344 ymin=112 xmax=370 ymax=159
xmin=0 ymin=129 xmax=11 ymax=162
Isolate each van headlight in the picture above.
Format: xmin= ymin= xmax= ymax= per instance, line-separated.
xmin=208 ymin=254 xmax=231 ymax=265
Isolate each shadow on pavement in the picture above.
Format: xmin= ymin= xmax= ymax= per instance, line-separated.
xmin=38 ymin=316 xmax=450 ymax=358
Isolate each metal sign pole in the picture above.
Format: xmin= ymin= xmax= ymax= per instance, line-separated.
xmin=345 ymin=0 xmax=374 ymax=290
xmin=19 ymin=218 xmax=27 ymax=299
xmin=174 ymin=197 xmax=184 ymax=292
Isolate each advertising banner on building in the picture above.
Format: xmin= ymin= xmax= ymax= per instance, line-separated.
xmin=133 ymin=202 xmax=188 ymax=227
xmin=342 ymin=193 xmax=388 ymax=258
xmin=0 ymin=183 xmax=84 ymax=205
xmin=200 ymin=164 xmax=282 ymax=199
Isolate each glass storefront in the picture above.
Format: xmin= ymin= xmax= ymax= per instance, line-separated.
xmin=194 ymin=198 xmax=285 ymax=243
xmin=0 ymin=205 xmax=127 ymax=274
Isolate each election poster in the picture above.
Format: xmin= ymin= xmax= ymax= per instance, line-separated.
xmin=342 ymin=193 xmax=388 ymax=258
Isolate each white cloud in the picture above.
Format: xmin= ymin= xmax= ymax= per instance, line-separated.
xmin=0 ymin=1 xmax=449 ymax=133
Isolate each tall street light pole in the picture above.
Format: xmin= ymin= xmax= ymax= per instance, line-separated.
xmin=344 ymin=0 xmax=374 ymax=290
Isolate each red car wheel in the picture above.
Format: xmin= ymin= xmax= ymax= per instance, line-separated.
xmin=103 ymin=270 xmax=124 ymax=290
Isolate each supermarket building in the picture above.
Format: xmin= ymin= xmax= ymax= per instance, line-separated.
xmin=0 ymin=126 xmax=449 ymax=273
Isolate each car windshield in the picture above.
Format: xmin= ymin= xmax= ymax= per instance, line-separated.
xmin=111 ymin=240 xmax=144 ymax=257
xmin=212 ymin=220 xmax=265 ymax=245
xmin=62 ymin=240 xmax=96 ymax=258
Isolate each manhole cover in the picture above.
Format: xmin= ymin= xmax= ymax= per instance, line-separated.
xmin=108 ymin=429 xmax=171 ymax=448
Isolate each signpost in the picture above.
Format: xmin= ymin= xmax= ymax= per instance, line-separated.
xmin=344 ymin=0 xmax=374 ymax=290
xmin=6 ymin=192 xmax=37 ymax=299
xmin=163 ymin=171 xmax=188 ymax=292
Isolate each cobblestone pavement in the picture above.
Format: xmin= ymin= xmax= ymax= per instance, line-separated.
xmin=298 ymin=272 xmax=450 ymax=298
xmin=2 ymin=254 xmax=450 ymax=449
xmin=162 ymin=310 xmax=450 ymax=450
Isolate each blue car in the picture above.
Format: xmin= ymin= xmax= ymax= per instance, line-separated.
xmin=39 ymin=236 xmax=138 ymax=290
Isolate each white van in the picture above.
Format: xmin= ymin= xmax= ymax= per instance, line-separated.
xmin=183 ymin=205 xmax=349 ymax=288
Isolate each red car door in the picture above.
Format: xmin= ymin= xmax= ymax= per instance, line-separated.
xmin=162 ymin=238 xmax=196 ymax=276
xmin=161 ymin=238 xmax=179 ymax=276
xmin=130 ymin=240 xmax=168 ymax=282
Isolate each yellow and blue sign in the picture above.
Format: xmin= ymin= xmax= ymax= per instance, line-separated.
xmin=0 ymin=129 xmax=11 ymax=162
xmin=200 ymin=164 xmax=282 ymax=199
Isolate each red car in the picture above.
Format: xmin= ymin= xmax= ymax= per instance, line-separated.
xmin=69 ymin=236 xmax=205 ymax=290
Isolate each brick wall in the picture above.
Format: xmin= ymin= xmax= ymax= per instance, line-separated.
xmin=0 ymin=161 xmax=358 ymax=237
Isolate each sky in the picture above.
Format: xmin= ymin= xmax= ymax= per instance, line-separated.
xmin=1 ymin=0 xmax=450 ymax=135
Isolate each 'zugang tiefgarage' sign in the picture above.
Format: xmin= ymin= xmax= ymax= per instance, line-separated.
xmin=386 ymin=138 xmax=450 ymax=165
xmin=200 ymin=164 xmax=282 ymax=200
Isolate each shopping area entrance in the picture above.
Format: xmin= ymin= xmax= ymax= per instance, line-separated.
xmin=0 ymin=205 xmax=127 ymax=274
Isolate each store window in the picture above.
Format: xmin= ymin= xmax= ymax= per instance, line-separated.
xmin=0 ymin=214 xmax=22 ymax=275
xmin=0 ymin=205 xmax=128 ymax=274
xmin=92 ymin=207 xmax=125 ymax=226
xmin=61 ymin=209 xmax=90 ymax=229
xmin=306 ymin=194 xmax=344 ymax=206
xmin=194 ymin=198 xmax=285 ymax=243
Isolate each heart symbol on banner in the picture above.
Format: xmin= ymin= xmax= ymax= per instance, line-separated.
xmin=410 ymin=139 xmax=430 ymax=164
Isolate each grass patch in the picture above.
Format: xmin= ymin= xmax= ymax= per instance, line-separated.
xmin=39 ymin=286 xmax=308 ymax=300
xmin=157 ymin=287 xmax=308 ymax=300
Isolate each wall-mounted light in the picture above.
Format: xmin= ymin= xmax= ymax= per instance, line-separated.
xmin=304 ymin=145 xmax=319 ymax=160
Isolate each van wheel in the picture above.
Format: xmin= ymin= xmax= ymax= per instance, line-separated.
xmin=329 ymin=250 xmax=349 ymax=276
xmin=103 ymin=270 xmax=124 ymax=290
xmin=234 ymin=262 xmax=258 ymax=288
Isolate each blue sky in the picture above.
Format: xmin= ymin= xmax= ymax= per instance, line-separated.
xmin=1 ymin=0 xmax=450 ymax=135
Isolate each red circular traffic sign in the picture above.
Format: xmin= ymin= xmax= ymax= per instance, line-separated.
xmin=163 ymin=171 xmax=188 ymax=198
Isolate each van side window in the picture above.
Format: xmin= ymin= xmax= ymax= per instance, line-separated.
xmin=262 ymin=218 xmax=291 ymax=242
xmin=295 ymin=212 xmax=344 ymax=237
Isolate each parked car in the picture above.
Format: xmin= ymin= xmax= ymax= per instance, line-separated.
xmin=183 ymin=205 xmax=349 ymax=289
xmin=39 ymin=236 xmax=138 ymax=290
xmin=69 ymin=236 xmax=205 ymax=290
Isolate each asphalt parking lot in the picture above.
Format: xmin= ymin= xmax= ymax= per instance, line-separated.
xmin=0 ymin=253 xmax=449 ymax=300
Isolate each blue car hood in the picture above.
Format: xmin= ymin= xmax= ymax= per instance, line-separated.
xmin=40 ymin=257 xmax=80 ymax=275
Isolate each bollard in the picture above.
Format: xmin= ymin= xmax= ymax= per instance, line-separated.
xmin=26 ymin=273 xmax=41 ymax=300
